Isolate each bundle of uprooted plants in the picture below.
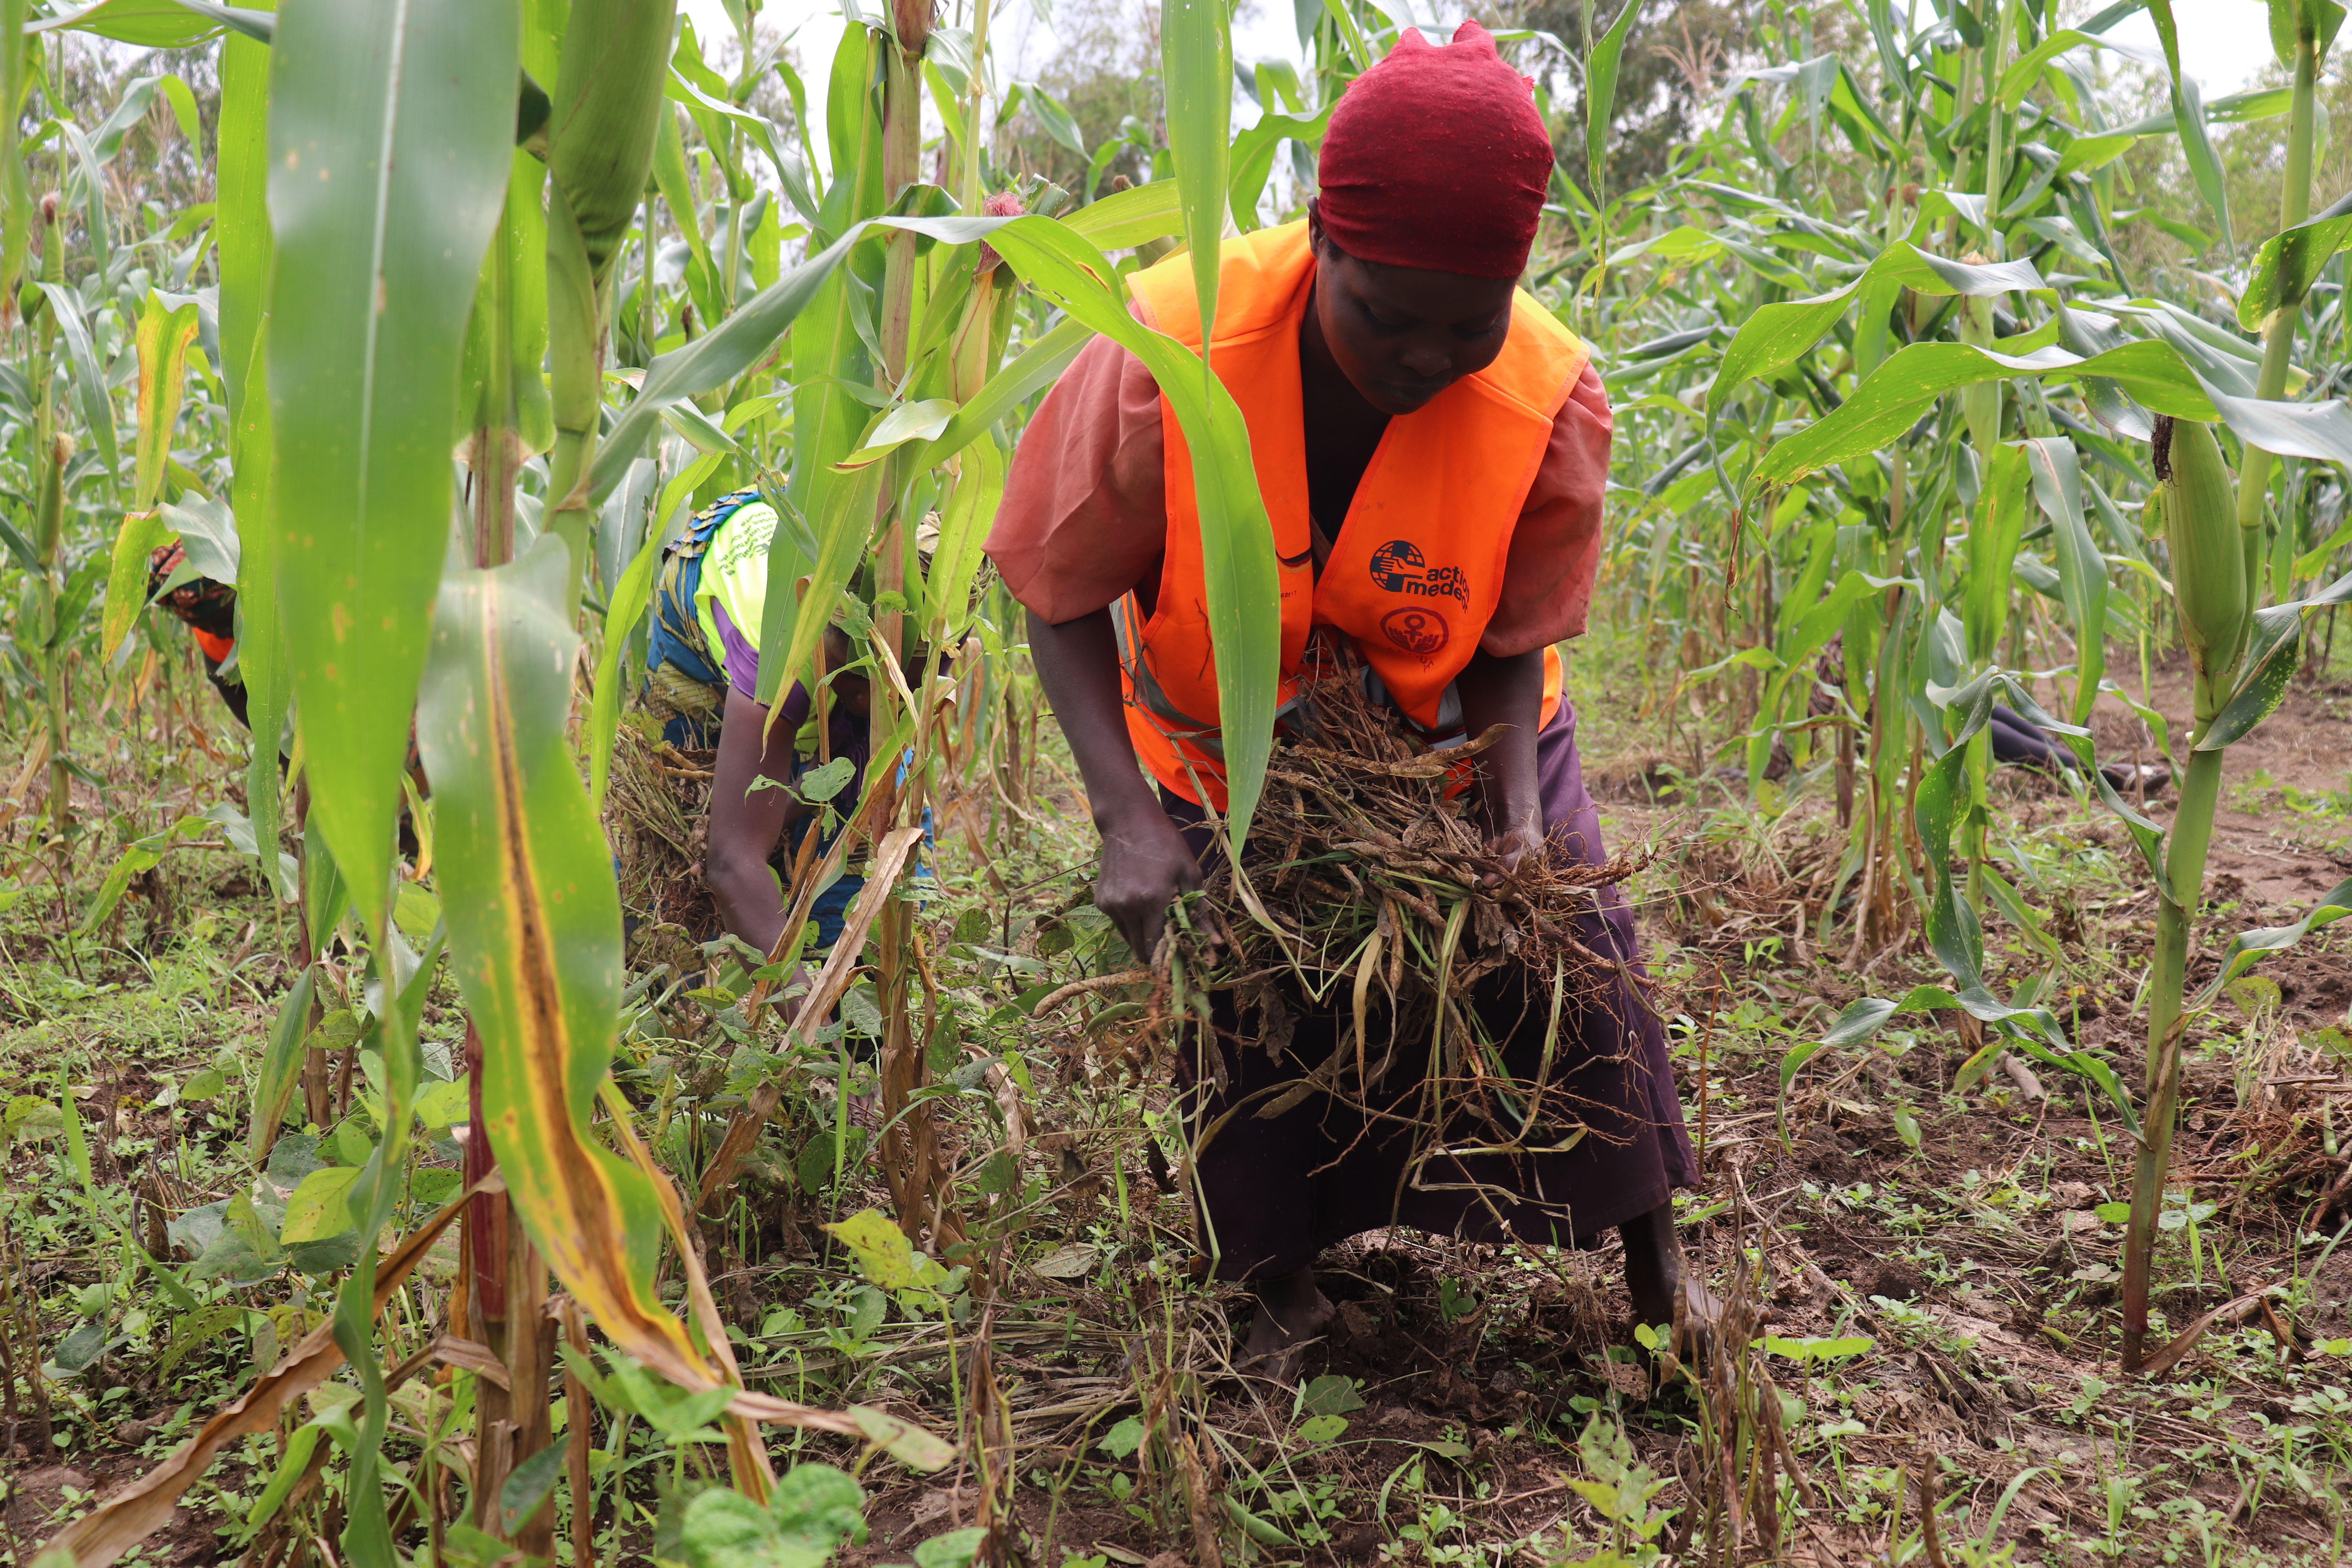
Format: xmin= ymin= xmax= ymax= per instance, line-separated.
xmin=1154 ymin=667 xmax=1659 ymax=1150
xmin=605 ymin=716 xmax=722 ymax=941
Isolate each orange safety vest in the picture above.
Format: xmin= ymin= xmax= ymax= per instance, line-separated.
xmin=1116 ymin=220 xmax=1588 ymax=809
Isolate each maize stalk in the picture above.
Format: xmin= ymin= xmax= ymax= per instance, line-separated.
xmin=2121 ymin=416 xmax=2249 ymax=1373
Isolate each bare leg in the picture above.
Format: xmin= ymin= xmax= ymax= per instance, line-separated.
xmin=1242 ymin=1267 xmax=1334 ymax=1384
xmin=1620 ymin=1200 xmax=1717 ymax=1348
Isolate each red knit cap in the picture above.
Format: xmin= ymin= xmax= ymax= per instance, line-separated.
xmin=1315 ymin=20 xmax=1553 ymax=279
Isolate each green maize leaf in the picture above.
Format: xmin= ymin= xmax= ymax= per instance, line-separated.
xmin=81 ymin=815 xmax=208 ymax=936
xmin=1020 ymin=79 xmax=1087 ymax=156
xmin=2024 ymin=436 xmax=2108 ymax=726
xmin=1230 ymin=105 xmax=1332 ymax=231
xmin=267 ymin=0 xmax=517 ymax=935
xmin=130 ymin=292 xmax=200 ymax=514
xmin=1821 ymin=998 xmax=1898 ymax=1049
xmin=905 ymin=315 xmax=1092 ymax=471
xmin=1585 ymin=0 xmax=1639 ymax=198
xmin=247 ymin=964 xmax=316 ymax=1160
xmin=87 ymin=73 xmax=172 ymax=165
xmin=1060 ymin=177 xmax=1184 ymax=250
xmin=2147 ymin=0 xmax=2231 ymax=246
xmin=2112 ymin=85 xmax=2296 ymax=137
xmin=1963 ymin=443 xmax=2030 ymax=664
xmin=652 ymin=105 xmax=710 ymax=275
xmin=836 ymin=397 xmax=959 ymax=466
xmin=587 ymin=449 xmax=726 ymax=813
xmin=965 ymin=214 xmax=1279 ymax=846
xmin=1162 ymin=0 xmax=1230 ymax=401
xmin=1753 ymin=338 xmax=2352 ymax=482
xmin=756 ymin=459 xmax=886 ymax=713
xmin=34 ymin=283 xmax=118 ymax=481
xmin=1865 ymin=0 xmax=1912 ymax=102
xmin=922 ymin=436 xmax=1004 ymax=647
xmin=1996 ymin=29 xmax=2161 ymax=107
xmin=2197 ymin=568 xmax=2352 ymax=749
xmin=417 ymin=537 xmax=739 ymax=1394
xmin=267 ymin=3 xmax=515 ymax=1554
xmin=2055 ymin=132 xmax=2136 ymax=178
xmin=2238 ymin=211 xmax=2352 ymax=329
xmin=2193 ymin=877 xmax=2352 ymax=1007
xmin=597 ymin=225 xmax=868 ymax=501
xmin=100 ymin=510 xmax=169 ymax=660
xmin=29 ymin=0 xmax=226 ymax=46
xmin=1709 ymin=244 xmax=2044 ymax=414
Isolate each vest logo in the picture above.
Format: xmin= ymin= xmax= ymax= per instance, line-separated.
xmin=1368 ymin=539 xmax=1469 ymax=607
xmin=1381 ymin=606 xmax=1450 ymax=662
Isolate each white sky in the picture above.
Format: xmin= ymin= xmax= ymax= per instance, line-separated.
xmin=2099 ymin=0 xmax=2282 ymax=97
xmin=681 ymin=0 xmax=2287 ymax=182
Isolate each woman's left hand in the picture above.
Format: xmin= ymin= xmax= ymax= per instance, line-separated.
xmin=1454 ymin=645 xmax=1546 ymax=884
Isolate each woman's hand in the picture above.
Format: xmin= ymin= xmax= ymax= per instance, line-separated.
xmin=1454 ymin=645 xmax=1546 ymax=883
xmin=1025 ymin=606 xmax=1207 ymax=962
xmin=1095 ymin=801 xmax=1205 ymax=962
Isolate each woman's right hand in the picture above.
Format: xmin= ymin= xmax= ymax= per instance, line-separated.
xmin=1094 ymin=802 xmax=1204 ymax=962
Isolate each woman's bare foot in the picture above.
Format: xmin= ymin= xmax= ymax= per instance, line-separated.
xmin=1241 ymin=1267 xmax=1334 ymax=1384
xmin=1621 ymin=1201 xmax=1719 ymax=1360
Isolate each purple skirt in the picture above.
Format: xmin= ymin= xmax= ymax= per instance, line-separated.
xmin=1164 ymin=698 xmax=1698 ymax=1280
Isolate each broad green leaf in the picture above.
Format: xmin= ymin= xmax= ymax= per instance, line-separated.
xmin=1228 ymin=105 xmax=1330 ymax=231
xmin=2239 ymin=211 xmax=2352 ymax=328
xmin=280 ymin=1166 xmax=360 ymax=1245
xmin=1753 ymin=338 xmax=2352 ymax=482
xmin=849 ymin=1406 xmax=956 ymax=1470
xmin=416 ymin=537 xmax=725 ymax=1395
xmin=0 ymin=0 xmax=27 ymax=319
xmin=835 ymin=397 xmax=959 ymax=467
xmin=824 ymin=1207 xmax=919 ymax=1290
xmin=543 ymin=0 xmax=684 ymax=576
xmin=1820 ymin=998 xmax=1896 ymax=1049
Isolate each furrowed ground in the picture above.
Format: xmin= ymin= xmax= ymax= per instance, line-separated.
xmin=2 ymin=608 xmax=2349 ymax=1568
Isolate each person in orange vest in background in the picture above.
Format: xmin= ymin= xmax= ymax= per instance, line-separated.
xmin=147 ymin=540 xmax=249 ymax=729
xmin=987 ymin=22 xmax=1705 ymax=1381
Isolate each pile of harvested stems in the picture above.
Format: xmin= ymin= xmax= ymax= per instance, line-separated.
xmin=605 ymin=718 xmax=721 ymax=939
xmin=1176 ymin=668 xmax=1656 ymax=1154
